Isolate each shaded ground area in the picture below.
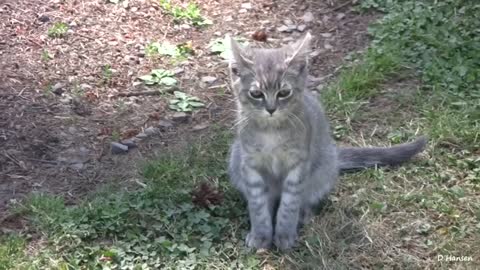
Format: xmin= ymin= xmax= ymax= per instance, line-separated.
xmin=1 ymin=0 xmax=372 ymax=216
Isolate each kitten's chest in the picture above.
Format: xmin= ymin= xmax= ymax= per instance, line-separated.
xmin=244 ymin=131 xmax=304 ymax=176
xmin=253 ymin=132 xmax=284 ymax=152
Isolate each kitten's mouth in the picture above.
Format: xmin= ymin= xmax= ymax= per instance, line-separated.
xmin=261 ymin=111 xmax=284 ymax=121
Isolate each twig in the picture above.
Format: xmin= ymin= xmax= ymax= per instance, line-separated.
xmin=3 ymin=152 xmax=26 ymax=169
xmin=208 ymin=84 xmax=227 ymax=90
xmin=27 ymin=38 xmax=43 ymax=47
xmin=114 ymin=88 xmax=175 ymax=98
xmin=96 ymin=137 xmax=107 ymax=161
xmin=162 ymin=22 xmax=170 ymax=41
xmin=319 ymin=0 xmax=354 ymax=15
xmin=76 ymin=32 xmax=96 ymax=41
xmin=115 ymin=90 xmax=163 ymax=97
xmin=25 ymin=158 xmax=59 ymax=165
xmin=17 ymin=87 xmax=27 ymax=97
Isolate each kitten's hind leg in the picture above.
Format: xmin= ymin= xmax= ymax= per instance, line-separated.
xmin=298 ymin=199 xmax=332 ymax=230
xmin=299 ymin=204 xmax=314 ymax=230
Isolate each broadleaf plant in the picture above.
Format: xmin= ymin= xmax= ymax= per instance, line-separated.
xmin=209 ymin=36 xmax=248 ymax=60
xmin=139 ymin=69 xmax=177 ymax=86
xmin=169 ymin=91 xmax=205 ymax=112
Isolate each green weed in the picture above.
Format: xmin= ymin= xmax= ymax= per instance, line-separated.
xmin=47 ymin=22 xmax=69 ymax=38
xmin=138 ymin=69 xmax=177 ymax=86
xmin=168 ymin=91 xmax=204 ymax=112
xmin=102 ymin=64 xmax=113 ymax=85
xmin=40 ymin=50 xmax=53 ymax=62
xmin=209 ymin=36 xmax=249 ymax=60
xmin=159 ymin=0 xmax=212 ymax=26
xmin=0 ymin=235 xmax=27 ymax=270
xmin=145 ymin=41 xmax=194 ymax=60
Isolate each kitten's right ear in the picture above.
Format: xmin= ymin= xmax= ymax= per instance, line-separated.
xmin=227 ymin=35 xmax=253 ymax=75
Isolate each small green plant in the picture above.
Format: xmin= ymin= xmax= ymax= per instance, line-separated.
xmin=169 ymin=91 xmax=204 ymax=112
xmin=138 ymin=69 xmax=177 ymax=86
xmin=47 ymin=22 xmax=69 ymax=38
xmin=102 ymin=64 xmax=113 ymax=84
xmin=42 ymin=83 xmax=54 ymax=97
xmin=145 ymin=41 xmax=194 ymax=59
xmin=0 ymin=235 xmax=27 ymax=270
xmin=71 ymin=81 xmax=84 ymax=97
xmin=159 ymin=0 xmax=212 ymax=26
xmin=209 ymin=36 xmax=248 ymax=60
xmin=111 ymin=130 xmax=121 ymax=141
xmin=41 ymin=50 xmax=53 ymax=61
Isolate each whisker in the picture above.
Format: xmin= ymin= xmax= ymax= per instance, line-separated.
xmin=288 ymin=112 xmax=306 ymax=132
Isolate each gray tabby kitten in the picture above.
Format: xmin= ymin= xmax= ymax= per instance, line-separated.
xmin=227 ymin=33 xmax=427 ymax=251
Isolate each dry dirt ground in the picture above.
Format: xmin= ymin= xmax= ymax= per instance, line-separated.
xmin=0 ymin=0 xmax=374 ymax=224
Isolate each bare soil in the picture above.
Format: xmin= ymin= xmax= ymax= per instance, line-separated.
xmin=0 ymin=0 xmax=374 ymax=225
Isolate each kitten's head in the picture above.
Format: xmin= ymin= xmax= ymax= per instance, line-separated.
xmin=228 ymin=33 xmax=312 ymax=124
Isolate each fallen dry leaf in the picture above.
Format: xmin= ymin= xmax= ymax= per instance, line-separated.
xmin=98 ymin=127 xmax=113 ymax=136
xmin=252 ymin=30 xmax=267 ymax=42
xmin=190 ymin=182 xmax=224 ymax=208
xmin=121 ymin=128 xmax=140 ymax=139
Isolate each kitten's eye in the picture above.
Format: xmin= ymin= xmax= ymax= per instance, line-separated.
xmin=249 ymin=90 xmax=264 ymax=99
xmin=277 ymin=89 xmax=292 ymax=99
xmin=231 ymin=67 xmax=239 ymax=75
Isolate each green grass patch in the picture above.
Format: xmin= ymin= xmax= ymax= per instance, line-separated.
xmin=0 ymin=235 xmax=28 ymax=270
xmin=47 ymin=22 xmax=69 ymax=38
xmin=318 ymin=0 xmax=480 ymax=268
xmin=4 ymin=131 xmax=269 ymax=269
xmin=145 ymin=41 xmax=194 ymax=60
xmin=325 ymin=0 xmax=479 ymax=149
xmin=159 ymin=0 xmax=212 ymax=27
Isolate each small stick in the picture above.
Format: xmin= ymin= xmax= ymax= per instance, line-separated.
xmin=25 ymin=158 xmax=59 ymax=165
xmin=76 ymin=32 xmax=96 ymax=41
xmin=114 ymin=88 xmax=175 ymax=97
xmin=17 ymin=87 xmax=27 ymax=97
xmin=114 ymin=90 xmax=163 ymax=97
xmin=27 ymin=38 xmax=43 ymax=47
xmin=96 ymin=137 xmax=107 ymax=161
xmin=3 ymin=152 xmax=26 ymax=169
xmin=319 ymin=0 xmax=354 ymax=15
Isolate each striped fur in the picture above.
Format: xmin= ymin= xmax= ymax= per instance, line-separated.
xmin=227 ymin=33 xmax=426 ymax=251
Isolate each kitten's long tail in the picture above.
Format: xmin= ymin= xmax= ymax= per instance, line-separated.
xmin=338 ymin=136 xmax=428 ymax=172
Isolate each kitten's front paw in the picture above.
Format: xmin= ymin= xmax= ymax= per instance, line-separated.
xmin=246 ymin=231 xmax=272 ymax=249
xmin=274 ymin=230 xmax=298 ymax=251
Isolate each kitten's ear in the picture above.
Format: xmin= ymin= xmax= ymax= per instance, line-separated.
xmin=227 ymin=35 xmax=253 ymax=75
xmin=284 ymin=32 xmax=312 ymax=67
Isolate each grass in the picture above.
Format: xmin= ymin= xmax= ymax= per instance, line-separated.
xmin=0 ymin=235 xmax=27 ymax=270
xmin=320 ymin=0 xmax=480 ymax=268
xmin=47 ymin=22 xmax=69 ymax=38
xmin=158 ymin=0 xmax=212 ymax=27
xmin=41 ymin=50 xmax=53 ymax=62
xmin=2 ymin=0 xmax=479 ymax=269
xmin=101 ymin=64 xmax=113 ymax=85
xmin=145 ymin=41 xmax=194 ymax=60
xmin=168 ymin=91 xmax=205 ymax=112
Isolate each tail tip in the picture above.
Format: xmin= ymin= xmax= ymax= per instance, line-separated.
xmin=414 ymin=136 xmax=428 ymax=152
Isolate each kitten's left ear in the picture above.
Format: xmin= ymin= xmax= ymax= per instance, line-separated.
xmin=284 ymin=32 xmax=312 ymax=67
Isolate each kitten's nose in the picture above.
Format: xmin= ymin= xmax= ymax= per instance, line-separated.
xmin=266 ymin=108 xmax=276 ymax=115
